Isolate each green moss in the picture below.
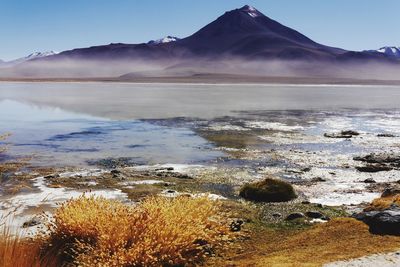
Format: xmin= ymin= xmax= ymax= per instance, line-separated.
xmin=239 ymin=178 xmax=297 ymax=202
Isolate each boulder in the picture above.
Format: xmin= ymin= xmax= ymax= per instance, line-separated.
xmin=353 ymin=207 xmax=400 ymax=235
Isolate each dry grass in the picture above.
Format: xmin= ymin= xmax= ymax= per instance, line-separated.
xmin=213 ymin=218 xmax=400 ymax=266
xmin=46 ymin=195 xmax=231 ymax=266
xmin=365 ymin=194 xmax=400 ymax=211
xmin=0 ymin=225 xmax=57 ymax=267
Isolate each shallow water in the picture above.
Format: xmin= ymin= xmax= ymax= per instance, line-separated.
xmin=1 ymin=82 xmax=400 ymax=207
xmin=1 ymin=82 xmax=400 ymax=167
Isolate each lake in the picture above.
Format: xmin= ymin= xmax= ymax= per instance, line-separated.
xmin=0 ymin=82 xmax=400 ymax=168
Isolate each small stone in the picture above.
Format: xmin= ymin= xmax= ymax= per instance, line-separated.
xmin=110 ymin=169 xmax=121 ymax=175
xmin=230 ymin=219 xmax=244 ymax=232
xmin=285 ymin=212 xmax=305 ymax=221
xmin=22 ymin=218 xmax=42 ymax=228
xmin=272 ymin=212 xmax=282 ymax=218
xmin=377 ymin=134 xmax=396 ymax=138
xmin=363 ymin=178 xmax=376 ymax=183
xmin=312 ymin=177 xmax=326 ymax=182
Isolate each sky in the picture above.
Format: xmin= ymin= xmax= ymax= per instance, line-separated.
xmin=0 ymin=0 xmax=399 ymax=61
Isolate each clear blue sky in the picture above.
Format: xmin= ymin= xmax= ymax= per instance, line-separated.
xmin=0 ymin=0 xmax=399 ymax=61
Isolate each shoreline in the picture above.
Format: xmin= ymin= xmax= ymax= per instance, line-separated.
xmin=1 ymin=75 xmax=400 ymax=86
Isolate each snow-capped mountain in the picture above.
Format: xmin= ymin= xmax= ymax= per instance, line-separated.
xmin=366 ymin=47 xmax=400 ymax=58
xmin=148 ymin=36 xmax=180 ymax=45
xmin=0 ymin=51 xmax=58 ymax=68
xmin=12 ymin=51 xmax=58 ymax=64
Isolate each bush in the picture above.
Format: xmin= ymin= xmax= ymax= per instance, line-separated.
xmin=46 ymin=195 xmax=230 ymax=266
xmin=239 ymin=178 xmax=297 ymax=202
xmin=364 ymin=194 xmax=400 ymax=211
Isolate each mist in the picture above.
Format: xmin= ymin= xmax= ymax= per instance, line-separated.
xmin=1 ymin=56 xmax=400 ymax=82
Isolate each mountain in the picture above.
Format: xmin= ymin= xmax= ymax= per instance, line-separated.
xmin=148 ymin=36 xmax=180 ymax=45
xmin=366 ymin=47 xmax=400 ymax=58
xmin=4 ymin=5 xmax=400 ymax=80
xmin=174 ymin=5 xmax=346 ymax=60
xmin=0 ymin=51 xmax=58 ymax=67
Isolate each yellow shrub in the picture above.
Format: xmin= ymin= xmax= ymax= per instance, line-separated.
xmin=48 ymin=195 xmax=230 ymax=266
xmin=365 ymin=194 xmax=400 ymax=211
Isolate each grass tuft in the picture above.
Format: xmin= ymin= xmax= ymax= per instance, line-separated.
xmin=365 ymin=194 xmax=400 ymax=211
xmin=239 ymin=177 xmax=297 ymax=202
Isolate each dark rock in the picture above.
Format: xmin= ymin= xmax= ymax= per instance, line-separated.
xmin=286 ymin=212 xmax=305 ymax=221
xmin=301 ymin=167 xmax=311 ymax=172
xmin=110 ymin=169 xmax=121 ymax=175
xmin=44 ymin=174 xmax=60 ymax=179
xmin=356 ymin=165 xmax=393 ymax=173
xmin=377 ymin=134 xmax=396 ymax=137
xmin=305 ymin=211 xmax=324 ymax=219
xmin=341 ymin=130 xmax=360 ymax=136
xmin=22 ymin=218 xmax=42 ymax=228
xmin=324 ymin=130 xmax=359 ymax=139
xmin=353 ymin=207 xmax=400 ymax=235
xmin=363 ymin=178 xmax=377 ymax=183
xmin=230 ymin=219 xmax=244 ymax=232
xmin=353 ymin=153 xmax=400 ymax=166
xmin=301 ymin=200 xmax=311 ymax=204
xmin=381 ymin=187 xmax=400 ymax=197
xmin=311 ymin=177 xmax=326 ymax=182
xmin=272 ymin=212 xmax=282 ymax=218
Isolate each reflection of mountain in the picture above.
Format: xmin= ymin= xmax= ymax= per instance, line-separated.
xmin=1 ymin=83 xmax=400 ymax=121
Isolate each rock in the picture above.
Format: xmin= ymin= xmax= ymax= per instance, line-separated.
xmin=353 ymin=207 xmax=400 ymax=235
xmin=230 ymin=219 xmax=244 ymax=232
xmin=354 ymin=153 xmax=400 ymax=166
xmin=311 ymin=177 xmax=326 ymax=182
xmin=301 ymin=167 xmax=311 ymax=172
xmin=272 ymin=212 xmax=282 ymax=218
xmin=239 ymin=177 xmax=297 ymax=203
xmin=286 ymin=212 xmax=305 ymax=221
xmin=110 ymin=169 xmax=121 ymax=175
xmin=381 ymin=187 xmax=400 ymax=197
xmin=363 ymin=178 xmax=377 ymax=183
xmin=305 ymin=211 xmax=324 ymax=219
xmin=44 ymin=174 xmax=60 ymax=179
xmin=301 ymin=200 xmax=311 ymax=204
xmin=356 ymin=165 xmax=393 ymax=173
xmin=324 ymin=130 xmax=360 ymax=139
xmin=377 ymin=133 xmax=396 ymax=137
xmin=22 ymin=217 xmax=42 ymax=228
